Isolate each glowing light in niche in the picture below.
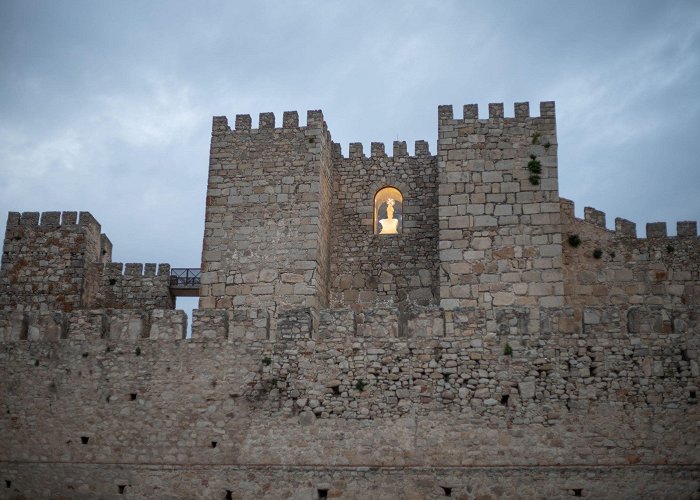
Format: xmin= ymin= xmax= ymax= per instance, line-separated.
xmin=374 ymin=187 xmax=403 ymax=235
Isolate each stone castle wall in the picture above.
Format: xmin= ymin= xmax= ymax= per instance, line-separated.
xmin=82 ymin=262 xmax=173 ymax=310
xmin=0 ymin=304 xmax=698 ymax=497
xmin=561 ymin=198 xmax=699 ymax=310
xmin=0 ymin=211 xmax=174 ymax=315
xmin=0 ymin=101 xmax=698 ymax=499
xmin=330 ymin=141 xmax=439 ymax=306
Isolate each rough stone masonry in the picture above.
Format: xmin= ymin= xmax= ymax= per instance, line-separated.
xmin=0 ymin=102 xmax=698 ymax=499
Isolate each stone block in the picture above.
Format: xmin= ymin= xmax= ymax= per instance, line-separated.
xmin=67 ymin=310 xmax=107 ymax=340
xmin=677 ymin=221 xmax=697 ymax=237
xmin=0 ymin=311 xmax=27 ymax=341
xmin=356 ymin=306 xmax=399 ymax=338
xmin=405 ymin=305 xmax=444 ymax=338
xmin=108 ymin=310 xmax=147 ymax=341
xmin=518 ymin=380 xmax=535 ymax=399
xmin=318 ymin=308 xmax=355 ymax=339
xmin=277 ymin=307 xmax=314 ymax=339
xmin=27 ymin=311 xmax=66 ymax=341
xmin=495 ymin=307 xmax=530 ymax=335
xmin=230 ymin=307 xmax=270 ymax=341
xmin=191 ymin=309 xmax=229 ymax=341
xmin=646 ymin=222 xmax=667 ymax=238
xmin=149 ymin=309 xmax=187 ymax=340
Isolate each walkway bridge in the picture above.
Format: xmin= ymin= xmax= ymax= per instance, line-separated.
xmin=169 ymin=268 xmax=200 ymax=297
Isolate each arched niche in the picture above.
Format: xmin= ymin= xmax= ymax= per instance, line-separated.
xmin=374 ymin=186 xmax=403 ymax=235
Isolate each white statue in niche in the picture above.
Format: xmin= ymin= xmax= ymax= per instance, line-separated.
xmin=378 ymin=198 xmax=399 ymax=234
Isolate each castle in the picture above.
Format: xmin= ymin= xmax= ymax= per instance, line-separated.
xmin=0 ymin=102 xmax=698 ymax=499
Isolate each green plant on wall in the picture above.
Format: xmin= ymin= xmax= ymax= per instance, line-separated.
xmin=504 ymin=343 xmax=513 ymax=356
xmin=527 ymin=154 xmax=542 ymax=185
xmin=568 ymin=234 xmax=582 ymax=247
xmin=355 ymin=379 xmax=366 ymax=392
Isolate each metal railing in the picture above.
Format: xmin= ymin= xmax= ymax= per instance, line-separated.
xmin=169 ymin=268 xmax=201 ymax=288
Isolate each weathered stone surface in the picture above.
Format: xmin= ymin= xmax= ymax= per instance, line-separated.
xmin=0 ymin=102 xmax=698 ymax=498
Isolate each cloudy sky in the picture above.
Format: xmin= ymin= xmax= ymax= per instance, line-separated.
xmin=1 ymin=1 xmax=699 ymax=314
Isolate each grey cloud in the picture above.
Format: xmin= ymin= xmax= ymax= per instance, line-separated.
xmin=1 ymin=0 xmax=698 ymax=277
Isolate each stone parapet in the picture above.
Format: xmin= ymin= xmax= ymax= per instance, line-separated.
xmin=0 ymin=308 xmax=187 ymax=341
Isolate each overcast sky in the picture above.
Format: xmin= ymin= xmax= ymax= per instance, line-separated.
xmin=1 ymin=1 xmax=699 ymax=313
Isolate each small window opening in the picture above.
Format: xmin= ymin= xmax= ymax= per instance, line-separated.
xmin=130 ymin=393 xmax=137 ymax=401
xmin=572 ymin=488 xmax=582 ymax=497
xmin=317 ymin=488 xmax=329 ymax=499
xmin=80 ymin=436 xmax=89 ymax=444
xmin=332 ymin=386 xmax=340 ymax=396
xmin=211 ymin=441 xmax=218 ymax=448
xmin=442 ymin=486 xmax=452 ymax=496
xmin=374 ymin=186 xmax=403 ymax=235
xmin=225 ymin=490 xmax=233 ymax=500
xmin=500 ymin=394 xmax=509 ymax=405
xmin=118 ymin=485 xmax=126 ymax=494
xmin=5 ymin=480 xmax=11 ymax=488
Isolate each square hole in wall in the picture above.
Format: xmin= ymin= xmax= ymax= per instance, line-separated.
xmin=80 ymin=436 xmax=89 ymax=444
xmin=317 ymin=489 xmax=328 ymax=499
xmin=118 ymin=484 xmax=126 ymax=494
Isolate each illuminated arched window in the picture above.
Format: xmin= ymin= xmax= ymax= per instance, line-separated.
xmin=374 ymin=186 xmax=403 ymax=235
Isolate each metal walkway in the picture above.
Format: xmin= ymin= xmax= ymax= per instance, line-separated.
xmin=169 ymin=268 xmax=201 ymax=297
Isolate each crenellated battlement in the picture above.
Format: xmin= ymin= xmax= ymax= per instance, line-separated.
xmin=561 ymin=198 xmax=698 ymax=238
xmin=6 ymin=210 xmax=101 ymax=231
xmin=339 ymin=140 xmax=432 ymax=159
xmin=438 ymin=101 xmax=556 ymax=122
xmin=0 ymin=308 xmax=186 ymax=341
xmin=98 ymin=262 xmax=171 ymax=277
xmin=84 ymin=261 xmax=173 ymax=311
xmin=212 ymin=110 xmax=326 ymax=134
